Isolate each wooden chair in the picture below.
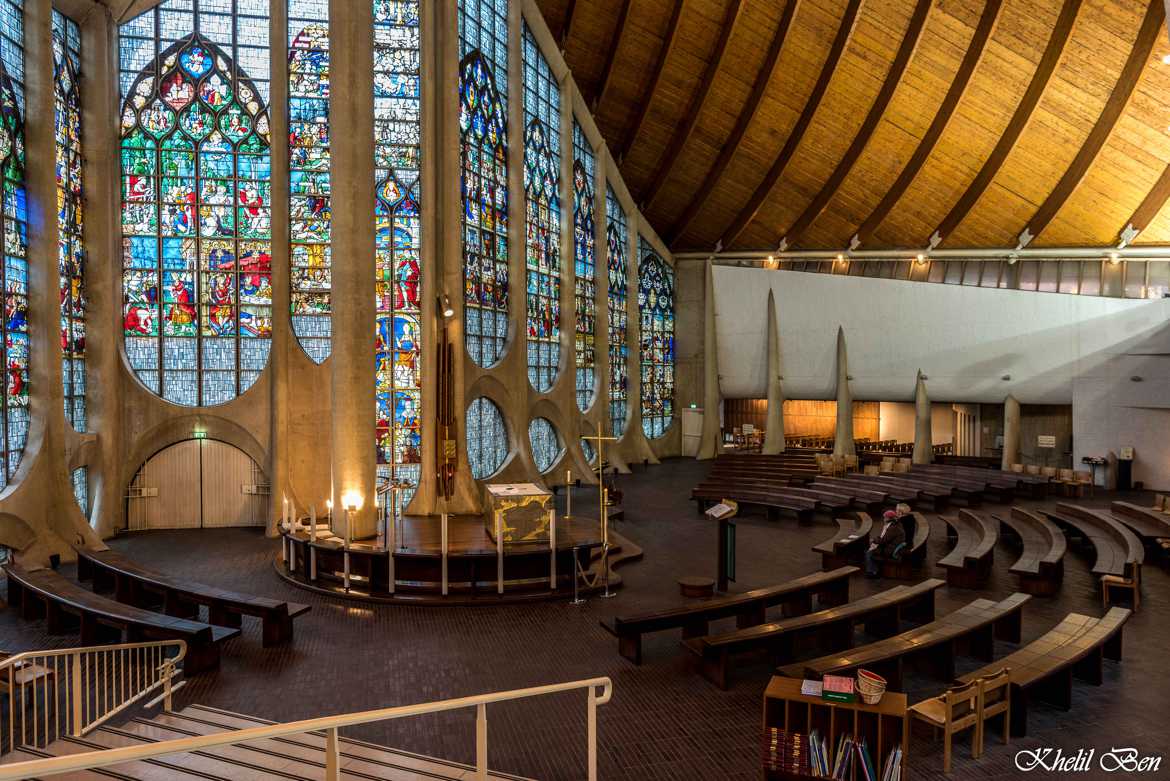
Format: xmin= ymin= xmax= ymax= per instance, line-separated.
xmin=1102 ymin=562 xmax=1141 ymax=612
xmin=1040 ymin=466 xmax=1057 ymax=479
xmin=1154 ymin=494 xmax=1166 ymax=511
xmin=976 ymin=667 xmax=1011 ymax=758
xmin=1073 ymin=470 xmax=1093 ymax=498
xmin=844 ymin=454 xmax=858 ymax=473
xmin=1025 ymin=465 xmax=1040 ymax=476
xmin=1057 ymin=469 xmax=1077 ymax=497
xmin=863 ymin=465 xmax=880 ymax=476
xmin=909 ymin=679 xmax=980 ymax=773
xmin=1009 ymin=463 xmax=1024 ymax=473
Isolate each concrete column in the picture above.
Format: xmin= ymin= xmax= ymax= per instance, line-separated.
xmin=832 ymin=326 xmax=855 ymax=457
xmin=1002 ymin=394 xmax=1021 ymax=470
xmin=329 ymin=0 xmax=376 ymax=537
xmin=266 ymin=0 xmax=289 ymax=535
xmin=697 ymin=261 xmax=722 ymax=460
xmin=762 ymin=288 xmax=785 ymax=455
xmin=912 ymin=370 xmax=932 ymax=464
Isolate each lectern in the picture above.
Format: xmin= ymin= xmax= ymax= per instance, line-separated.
xmin=705 ymin=499 xmax=739 ymax=592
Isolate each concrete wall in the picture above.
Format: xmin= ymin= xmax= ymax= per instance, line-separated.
xmin=878 ymin=402 xmax=954 ymax=445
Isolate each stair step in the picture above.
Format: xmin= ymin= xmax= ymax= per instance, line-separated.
xmin=67 ymin=730 xmax=295 ymax=780
xmin=180 ymin=704 xmax=531 ymax=780
xmin=13 ymin=735 xmax=205 ymax=780
xmin=128 ymin=716 xmax=456 ymax=781
xmin=0 ymin=747 xmax=116 ymax=780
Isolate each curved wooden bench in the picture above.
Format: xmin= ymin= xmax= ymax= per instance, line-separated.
xmin=938 ymin=510 xmax=998 ymax=588
xmin=812 ymin=513 xmax=873 ymax=570
xmin=779 ymin=593 xmax=1030 ymax=691
xmin=912 ymin=464 xmax=1016 ymax=501
xmin=75 ymin=547 xmax=310 ymax=647
xmin=957 ymin=608 xmax=1131 ymax=736
xmin=4 ymin=563 xmax=238 ymax=673
xmin=684 ymin=579 xmax=944 ymax=689
xmin=692 ymin=484 xmax=816 ymax=523
xmin=880 ymin=470 xmax=982 ymax=507
xmin=1043 ymin=503 xmax=1142 ymax=579
xmin=813 ymin=476 xmax=916 ymax=504
xmin=601 ymin=566 xmax=856 ymax=664
xmin=858 ymin=475 xmax=952 ymax=510
xmin=1110 ymin=501 xmax=1170 ymax=540
xmin=994 ymin=507 xmax=1066 ymax=596
xmin=879 ymin=513 xmax=931 ymax=579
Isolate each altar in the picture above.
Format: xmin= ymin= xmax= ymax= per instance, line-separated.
xmin=484 ymin=482 xmax=554 ymax=543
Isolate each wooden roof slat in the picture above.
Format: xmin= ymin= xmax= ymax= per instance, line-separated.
xmin=641 ymin=0 xmax=746 ymax=211
xmin=617 ymin=0 xmax=688 ymax=163
xmin=930 ymin=0 xmax=1084 ymax=249
xmin=851 ymin=0 xmax=1004 ymax=250
xmin=1018 ymin=0 xmax=1166 ymax=248
xmin=665 ymin=0 xmax=802 ymax=247
xmin=716 ymin=0 xmax=864 ymax=251
xmin=559 ymin=0 xmax=579 ymax=49
xmin=591 ymin=0 xmax=635 ymax=111
xmin=1120 ymin=160 xmax=1170 ymax=246
xmin=776 ymin=0 xmax=934 ymax=252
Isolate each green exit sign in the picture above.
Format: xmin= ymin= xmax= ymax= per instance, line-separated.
xmin=193 ymin=431 xmax=207 ymax=440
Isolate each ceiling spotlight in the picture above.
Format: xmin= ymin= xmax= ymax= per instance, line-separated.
xmin=1163 ymin=53 xmax=1170 ymax=64
xmin=438 ymin=293 xmax=455 ymax=318
xmin=1108 ymin=252 xmax=1121 ymax=266
xmin=915 ymin=253 xmax=926 ymax=265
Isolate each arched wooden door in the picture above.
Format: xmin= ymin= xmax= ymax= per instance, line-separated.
xmin=127 ymin=439 xmax=268 ymax=530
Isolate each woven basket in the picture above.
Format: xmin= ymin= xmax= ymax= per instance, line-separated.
xmin=856 ymin=669 xmax=887 ymax=705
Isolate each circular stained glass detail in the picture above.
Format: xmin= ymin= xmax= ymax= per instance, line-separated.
xmin=528 ymin=417 xmax=562 ymax=473
xmin=466 ymin=396 xmax=507 ymax=479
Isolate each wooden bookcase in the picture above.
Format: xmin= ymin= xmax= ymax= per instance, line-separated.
xmin=763 ymin=676 xmax=909 ymax=780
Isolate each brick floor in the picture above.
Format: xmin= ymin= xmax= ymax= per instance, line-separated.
xmin=2 ymin=458 xmax=1167 ymax=780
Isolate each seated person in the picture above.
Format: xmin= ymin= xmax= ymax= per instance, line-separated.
xmin=895 ymin=502 xmax=915 ymax=540
xmin=865 ymin=509 xmax=907 ymax=578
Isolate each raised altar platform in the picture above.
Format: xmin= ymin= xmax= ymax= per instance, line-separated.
xmin=275 ymin=513 xmax=627 ymax=605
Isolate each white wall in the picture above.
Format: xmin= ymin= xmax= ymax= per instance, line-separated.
xmin=878 ymin=402 xmax=954 ymax=445
xmin=713 ymin=267 xmax=1169 ymax=403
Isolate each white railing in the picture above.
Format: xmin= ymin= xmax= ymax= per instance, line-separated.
xmin=0 ymin=640 xmax=186 ymax=753
xmin=0 ymin=675 xmax=612 ymax=781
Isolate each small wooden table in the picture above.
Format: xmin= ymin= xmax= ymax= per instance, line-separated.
xmin=763 ymin=675 xmax=908 ymax=779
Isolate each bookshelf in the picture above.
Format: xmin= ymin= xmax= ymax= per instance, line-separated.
xmin=763 ymin=676 xmax=909 ymax=780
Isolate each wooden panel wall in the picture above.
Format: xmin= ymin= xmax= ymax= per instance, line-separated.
xmin=723 ymin=399 xmax=880 ymax=440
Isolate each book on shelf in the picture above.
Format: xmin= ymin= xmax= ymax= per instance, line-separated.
xmin=801 ymin=678 xmax=823 ymax=697
xmin=822 ymin=674 xmax=856 ymax=703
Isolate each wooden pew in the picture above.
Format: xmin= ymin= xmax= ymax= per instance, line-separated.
xmin=691 ymin=484 xmax=817 ymax=523
xmin=812 ymin=513 xmax=873 ymax=570
xmin=957 ymin=608 xmax=1131 ymax=736
xmin=1110 ymin=501 xmax=1170 ymax=541
xmin=993 ymin=507 xmax=1066 ymax=596
xmin=879 ymin=512 xmax=931 ymax=579
xmin=880 ymin=470 xmax=984 ymax=507
xmin=4 ymin=563 xmax=238 ymax=673
xmin=911 ymin=464 xmax=1015 ymax=502
xmin=696 ymin=479 xmax=856 ymax=514
xmin=601 ymin=566 xmax=856 ymax=664
xmin=684 ymin=579 xmax=944 ymax=689
xmin=1043 ymin=503 xmax=1143 ymax=580
xmin=938 ymin=510 xmax=998 ymax=588
xmin=812 ymin=476 xmax=915 ymax=505
xmin=75 ymin=547 xmax=310 ymax=647
xmin=778 ymin=593 xmax=1030 ymax=691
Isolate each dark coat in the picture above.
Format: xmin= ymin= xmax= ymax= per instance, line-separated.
xmin=874 ymin=520 xmax=907 ymax=559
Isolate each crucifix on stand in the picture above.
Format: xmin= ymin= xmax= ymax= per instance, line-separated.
xmin=582 ymin=432 xmax=621 ymax=598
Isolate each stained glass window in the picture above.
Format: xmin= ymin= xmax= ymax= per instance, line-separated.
xmin=606 ymin=186 xmax=627 ymax=438
xmin=573 ymin=122 xmax=595 ymax=412
xmin=459 ymin=0 xmax=508 ymax=368
xmin=72 ymin=466 xmax=89 ymax=520
xmin=0 ymin=0 xmax=27 ymax=488
xmin=522 ymin=24 xmax=559 ymax=393
xmin=119 ymin=0 xmax=272 ymax=406
xmin=639 ymin=238 xmax=674 ymax=439
xmin=374 ymin=0 xmax=421 ymax=516
xmin=580 ymin=437 xmax=595 ymax=464
xmin=288 ymin=0 xmax=331 ymax=363
xmin=528 ymin=417 xmax=561 ymax=473
xmin=466 ymin=396 xmax=507 ymax=479
xmin=54 ymin=12 xmax=85 ymax=433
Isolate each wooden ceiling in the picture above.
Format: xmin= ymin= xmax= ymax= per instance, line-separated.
xmin=537 ymin=0 xmax=1170 ymax=252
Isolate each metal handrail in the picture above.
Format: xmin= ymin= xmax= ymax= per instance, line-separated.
xmin=0 ymin=675 xmax=612 ymax=780
xmin=0 ymin=640 xmax=187 ymax=753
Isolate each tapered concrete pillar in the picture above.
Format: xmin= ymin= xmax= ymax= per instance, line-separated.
xmin=912 ymin=370 xmax=932 ymax=464
xmin=329 ymin=0 xmax=376 ymax=538
xmin=833 ymin=326 xmax=855 ymax=457
xmin=762 ymin=289 xmax=785 ymax=455
xmin=1001 ymin=395 xmax=1021 ymax=470
xmin=697 ymin=262 xmax=723 ymax=460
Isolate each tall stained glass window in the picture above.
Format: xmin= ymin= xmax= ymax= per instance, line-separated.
xmin=522 ymin=23 xmax=559 ymax=392
xmin=572 ymin=121 xmax=595 ymax=412
xmin=638 ymin=238 xmax=674 ymax=439
xmin=528 ymin=417 xmax=561 ymax=473
xmin=459 ymin=0 xmax=508 ymax=368
xmin=54 ymin=11 xmax=85 ymax=432
xmin=374 ymin=0 xmax=422 ymax=515
xmin=0 ymin=0 xmax=26 ymax=487
xmin=467 ymin=396 xmax=507 ymax=479
xmin=119 ymin=0 xmax=272 ymax=406
xmin=606 ymin=186 xmax=627 ymax=438
xmin=288 ymin=0 xmax=331 ymax=363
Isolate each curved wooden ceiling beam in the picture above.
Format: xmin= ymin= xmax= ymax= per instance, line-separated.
xmin=665 ymin=0 xmax=802 ymax=247
xmin=851 ymin=0 xmax=1003 ymax=250
xmin=618 ymin=0 xmax=688 ymax=162
xmin=1017 ymin=0 xmax=1165 ymax=248
xmin=717 ymin=0 xmax=864 ymax=251
xmin=777 ymin=0 xmax=934 ymax=251
xmin=559 ymin=0 xmax=579 ymax=49
xmin=1118 ymin=161 xmax=1170 ymax=247
xmin=929 ymin=0 xmax=1083 ymax=249
xmin=591 ymin=0 xmax=634 ymax=111
xmin=642 ymin=0 xmax=746 ymax=211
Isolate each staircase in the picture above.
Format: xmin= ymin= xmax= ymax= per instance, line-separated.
xmin=2 ymin=704 xmax=532 ymax=781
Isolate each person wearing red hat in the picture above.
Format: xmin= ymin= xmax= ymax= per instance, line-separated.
xmin=865 ymin=509 xmax=906 ymax=578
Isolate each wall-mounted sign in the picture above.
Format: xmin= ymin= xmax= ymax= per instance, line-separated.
xmin=1037 ymin=435 xmax=1056 ymax=449
xmin=1120 ymin=447 xmax=1134 ymax=460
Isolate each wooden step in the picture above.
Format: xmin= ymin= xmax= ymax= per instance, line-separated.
xmin=65 ymin=730 xmax=295 ymax=780
xmin=179 ymin=704 xmax=532 ymax=780
xmin=0 ymin=747 xmax=119 ymax=780
xmin=8 ymin=735 xmax=209 ymax=780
